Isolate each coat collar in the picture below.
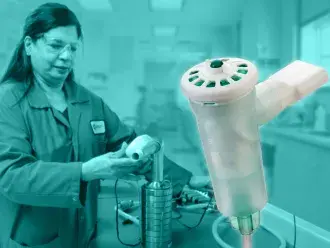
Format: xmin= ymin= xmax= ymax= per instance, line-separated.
xmin=27 ymin=78 xmax=90 ymax=109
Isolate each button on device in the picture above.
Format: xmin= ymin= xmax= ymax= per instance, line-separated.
xmin=73 ymin=196 xmax=78 ymax=202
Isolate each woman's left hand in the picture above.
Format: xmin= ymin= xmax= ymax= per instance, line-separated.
xmin=119 ymin=157 xmax=153 ymax=182
xmin=134 ymin=157 xmax=153 ymax=175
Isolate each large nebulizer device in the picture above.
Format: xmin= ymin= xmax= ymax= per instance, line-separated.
xmin=180 ymin=58 xmax=328 ymax=243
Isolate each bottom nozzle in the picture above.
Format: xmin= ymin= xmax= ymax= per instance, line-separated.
xmin=230 ymin=211 xmax=260 ymax=235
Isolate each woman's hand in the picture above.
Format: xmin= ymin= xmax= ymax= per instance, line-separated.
xmin=133 ymin=157 xmax=153 ymax=175
xmin=81 ymin=142 xmax=148 ymax=181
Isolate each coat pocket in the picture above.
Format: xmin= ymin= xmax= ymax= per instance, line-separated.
xmin=86 ymin=222 xmax=98 ymax=248
xmin=7 ymin=236 xmax=61 ymax=248
xmin=88 ymin=237 xmax=97 ymax=248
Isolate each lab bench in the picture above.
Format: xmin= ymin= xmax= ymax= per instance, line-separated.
xmin=94 ymin=180 xmax=284 ymax=248
xmin=95 ymin=180 xmax=220 ymax=247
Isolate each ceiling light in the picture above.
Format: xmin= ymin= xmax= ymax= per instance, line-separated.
xmin=155 ymin=46 xmax=173 ymax=52
xmin=153 ymin=26 xmax=177 ymax=36
xmin=180 ymin=52 xmax=207 ymax=61
xmin=78 ymin=0 xmax=112 ymax=10
xmin=149 ymin=0 xmax=184 ymax=11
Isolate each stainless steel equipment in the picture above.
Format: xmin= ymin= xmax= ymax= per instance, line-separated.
xmin=126 ymin=135 xmax=173 ymax=248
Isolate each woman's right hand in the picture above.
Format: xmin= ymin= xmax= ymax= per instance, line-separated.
xmin=81 ymin=142 xmax=147 ymax=181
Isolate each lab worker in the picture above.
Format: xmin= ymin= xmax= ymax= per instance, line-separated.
xmin=0 ymin=3 xmax=211 ymax=248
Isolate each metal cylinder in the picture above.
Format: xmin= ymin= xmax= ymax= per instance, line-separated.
xmin=152 ymin=140 xmax=164 ymax=182
xmin=140 ymin=180 xmax=173 ymax=248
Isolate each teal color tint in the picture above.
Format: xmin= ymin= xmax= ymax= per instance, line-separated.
xmin=1 ymin=0 xmax=330 ymax=245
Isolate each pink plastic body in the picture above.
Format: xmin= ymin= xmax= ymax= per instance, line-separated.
xmin=189 ymin=89 xmax=267 ymax=217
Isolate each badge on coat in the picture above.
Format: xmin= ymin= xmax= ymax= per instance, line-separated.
xmin=90 ymin=120 xmax=105 ymax=134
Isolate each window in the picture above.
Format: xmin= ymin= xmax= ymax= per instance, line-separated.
xmin=300 ymin=13 xmax=330 ymax=84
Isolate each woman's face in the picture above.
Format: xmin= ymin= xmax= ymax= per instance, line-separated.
xmin=24 ymin=25 xmax=80 ymax=86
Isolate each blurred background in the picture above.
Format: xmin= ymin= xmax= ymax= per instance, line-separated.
xmin=1 ymin=0 xmax=330 ymax=246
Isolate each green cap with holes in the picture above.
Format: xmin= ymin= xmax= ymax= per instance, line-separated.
xmin=180 ymin=57 xmax=258 ymax=103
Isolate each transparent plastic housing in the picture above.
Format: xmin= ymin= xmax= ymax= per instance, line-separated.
xmin=190 ymin=89 xmax=268 ymax=217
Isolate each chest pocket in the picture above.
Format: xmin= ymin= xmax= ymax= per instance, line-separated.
xmin=29 ymin=107 xmax=74 ymax=162
xmin=32 ymin=135 xmax=72 ymax=162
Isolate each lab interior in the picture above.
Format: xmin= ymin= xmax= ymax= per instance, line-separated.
xmin=1 ymin=0 xmax=330 ymax=247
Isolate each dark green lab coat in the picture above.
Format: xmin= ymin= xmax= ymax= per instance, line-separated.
xmin=0 ymin=79 xmax=192 ymax=248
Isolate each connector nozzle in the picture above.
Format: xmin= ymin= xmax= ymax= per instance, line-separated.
xmin=230 ymin=211 xmax=260 ymax=235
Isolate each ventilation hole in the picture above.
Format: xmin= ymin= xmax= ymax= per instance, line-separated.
xmin=189 ymin=70 xmax=199 ymax=75
xmin=194 ymin=80 xmax=204 ymax=86
xmin=203 ymin=102 xmax=216 ymax=106
xmin=220 ymin=80 xmax=230 ymax=86
xmin=231 ymin=75 xmax=241 ymax=81
xmin=221 ymin=59 xmax=229 ymax=62
xmin=189 ymin=76 xmax=199 ymax=82
xmin=238 ymin=64 xmax=248 ymax=67
xmin=206 ymin=81 xmax=216 ymax=87
xmin=237 ymin=69 xmax=248 ymax=74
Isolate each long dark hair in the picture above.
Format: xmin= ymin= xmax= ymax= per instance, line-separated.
xmin=0 ymin=3 xmax=83 ymax=101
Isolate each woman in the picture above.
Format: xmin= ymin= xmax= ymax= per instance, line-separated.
xmin=0 ymin=3 xmax=211 ymax=248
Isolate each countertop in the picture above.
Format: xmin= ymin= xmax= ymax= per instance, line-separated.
xmin=93 ymin=180 xmax=285 ymax=248
xmin=260 ymin=125 xmax=330 ymax=149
